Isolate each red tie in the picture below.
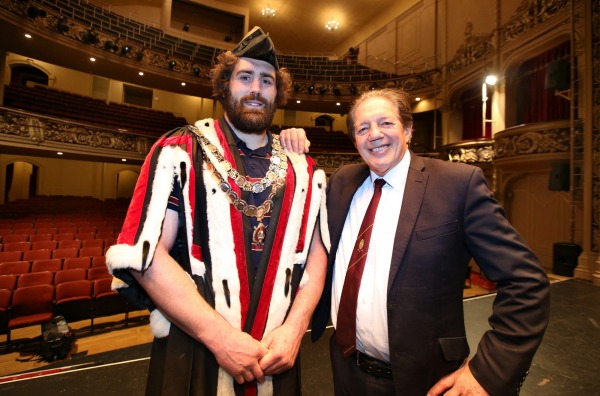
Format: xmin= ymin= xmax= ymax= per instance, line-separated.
xmin=335 ymin=178 xmax=386 ymax=357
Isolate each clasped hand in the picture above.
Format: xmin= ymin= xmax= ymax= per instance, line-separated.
xmin=213 ymin=323 xmax=301 ymax=384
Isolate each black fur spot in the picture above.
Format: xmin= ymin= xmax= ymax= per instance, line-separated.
xmin=141 ymin=241 xmax=150 ymax=273
xmin=180 ymin=162 xmax=187 ymax=188
xmin=222 ymin=280 xmax=231 ymax=307
xmin=318 ymin=183 xmax=322 ymax=188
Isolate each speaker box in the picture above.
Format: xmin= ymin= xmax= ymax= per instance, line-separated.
xmin=545 ymin=60 xmax=570 ymax=91
xmin=549 ymin=162 xmax=569 ymax=191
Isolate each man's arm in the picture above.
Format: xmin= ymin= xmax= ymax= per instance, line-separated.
xmin=131 ymin=209 xmax=268 ymax=384
xmin=258 ymin=225 xmax=328 ymax=375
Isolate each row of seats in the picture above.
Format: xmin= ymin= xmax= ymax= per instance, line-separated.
xmin=4 ymin=84 xmax=187 ymax=136
xmin=0 ymin=245 xmax=108 ymax=264
xmin=0 ymin=266 xmax=111 ymax=290
xmin=281 ymin=127 xmax=357 ymax=153
xmin=0 ymin=254 xmax=107 ymax=274
xmin=0 ymin=196 xmax=129 ymax=220
xmin=1 ymin=239 xmax=110 ymax=253
xmin=0 ymin=231 xmax=116 ymax=243
xmin=0 ymin=279 xmax=134 ymax=346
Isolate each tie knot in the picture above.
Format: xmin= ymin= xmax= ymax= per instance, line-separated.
xmin=374 ymin=178 xmax=386 ymax=190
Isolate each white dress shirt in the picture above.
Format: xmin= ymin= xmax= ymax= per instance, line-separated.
xmin=332 ymin=151 xmax=410 ymax=362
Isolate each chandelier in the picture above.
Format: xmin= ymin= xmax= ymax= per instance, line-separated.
xmin=262 ymin=5 xmax=275 ymax=18
xmin=325 ymin=17 xmax=339 ymax=31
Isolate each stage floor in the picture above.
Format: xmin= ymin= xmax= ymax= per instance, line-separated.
xmin=0 ymin=279 xmax=598 ymax=395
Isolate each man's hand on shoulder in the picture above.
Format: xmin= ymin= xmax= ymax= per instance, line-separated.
xmin=427 ymin=359 xmax=490 ymax=396
xmin=279 ymin=128 xmax=311 ymax=154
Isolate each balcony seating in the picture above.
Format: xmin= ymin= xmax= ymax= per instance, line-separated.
xmin=4 ymin=84 xmax=188 ymax=137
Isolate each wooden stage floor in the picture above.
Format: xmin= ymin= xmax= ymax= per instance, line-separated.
xmin=0 ymin=278 xmax=597 ymax=395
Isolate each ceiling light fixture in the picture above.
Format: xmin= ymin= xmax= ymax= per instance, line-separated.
xmin=262 ymin=4 xmax=275 ymax=18
xmin=90 ymin=57 xmax=96 ymax=62
xmin=326 ymin=17 xmax=339 ymax=31
xmin=24 ymin=33 xmax=32 ymax=39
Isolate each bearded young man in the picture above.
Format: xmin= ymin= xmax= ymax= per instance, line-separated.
xmin=106 ymin=27 xmax=328 ymax=396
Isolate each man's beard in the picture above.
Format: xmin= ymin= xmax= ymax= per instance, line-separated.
xmin=224 ymin=93 xmax=276 ymax=134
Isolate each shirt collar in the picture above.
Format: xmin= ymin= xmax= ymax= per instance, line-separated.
xmin=369 ymin=150 xmax=411 ymax=192
xmin=224 ymin=119 xmax=272 ymax=156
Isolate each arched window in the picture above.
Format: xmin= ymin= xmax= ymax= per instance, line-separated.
xmin=315 ymin=115 xmax=335 ymax=132
xmin=10 ymin=65 xmax=49 ymax=86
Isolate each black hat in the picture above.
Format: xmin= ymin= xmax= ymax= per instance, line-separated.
xmin=232 ymin=26 xmax=279 ymax=70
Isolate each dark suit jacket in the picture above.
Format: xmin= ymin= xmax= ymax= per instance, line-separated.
xmin=312 ymin=154 xmax=550 ymax=396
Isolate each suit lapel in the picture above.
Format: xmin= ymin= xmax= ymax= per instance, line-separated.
xmin=387 ymin=154 xmax=428 ymax=293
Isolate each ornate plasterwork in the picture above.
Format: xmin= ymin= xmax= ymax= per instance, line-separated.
xmin=494 ymin=127 xmax=571 ymax=159
xmin=501 ymin=0 xmax=570 ymax=44
xmin=448 ymin=146 xmax=495 ymax=163
xmin=447 ymin=0 xmax=571 ymax=79
xmin=0 ymin=109 xmax=153 ymax=156
xmin=310 ymin=152 xmax=363 ymax=176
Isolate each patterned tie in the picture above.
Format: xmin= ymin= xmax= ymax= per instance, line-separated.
xmin=335 ymin=178 xmax=386 ymax=357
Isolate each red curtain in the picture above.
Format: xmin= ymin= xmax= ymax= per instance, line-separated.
xmin=516 ymin=42 xmax=570 ymax=124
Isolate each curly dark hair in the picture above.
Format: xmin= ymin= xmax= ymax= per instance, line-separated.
xmin=209 ymin=51 xmax=292 ymax=107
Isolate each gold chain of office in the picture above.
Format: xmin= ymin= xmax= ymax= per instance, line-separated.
xmin=193 ymin=129 xmax=288 ymax=223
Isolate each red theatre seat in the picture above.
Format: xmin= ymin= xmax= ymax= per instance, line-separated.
xmin=7 ymin=284 xmax=55 ymax=346
xmin=54 ymin=280 xmax=93 ymax=324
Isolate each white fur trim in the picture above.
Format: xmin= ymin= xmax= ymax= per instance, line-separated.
xmin=110 ymin=277 xmax=128 ymax=290
xmin=106 ymin=145 xmax=190 ymax=273
xmin=262 ymin=151 xmax=309 ymax=336
xmin=195 ymin=120 xmax=243 ymax=334
xmin=293 ymin=169 xmax=328 ymax=264
xmin=149 ymin=309 xmax=171 ymax=338
xmin=216 ymin=368 xmax=234 ymax=396
xmin=105 ymin=144 xmax=194 ymax=338
xmin=257 ymin=377 xmax=273 ymax=396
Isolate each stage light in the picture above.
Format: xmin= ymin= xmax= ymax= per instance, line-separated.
xmin=349 ymin=84 xmax=357 ymax=95
xmin=26 ymin=5 xmax=46 ymax=19
xmin=121 ymin=45 xmax=131 ymax=55
xmin=56 ymin=17 xmax=69 ymax=33
xmin=168 ymin=60 xmax=177 ymax=70
xmin=183 ymin=22 xmax=190 ymax=32
xmin=104 ymin=40 xmax=118 ymax=53
xmin=135 ymin=51 xmax=144 ymax=61
xmin=308 ymin=84 xmax=315 ymax=94
xmin=82 ymin=29 xmax=99 ymax=45
xmin=333 ymin=87 xmax=341 ymax=96
xmin=193 ymin=67 xmax=201 ymax=76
